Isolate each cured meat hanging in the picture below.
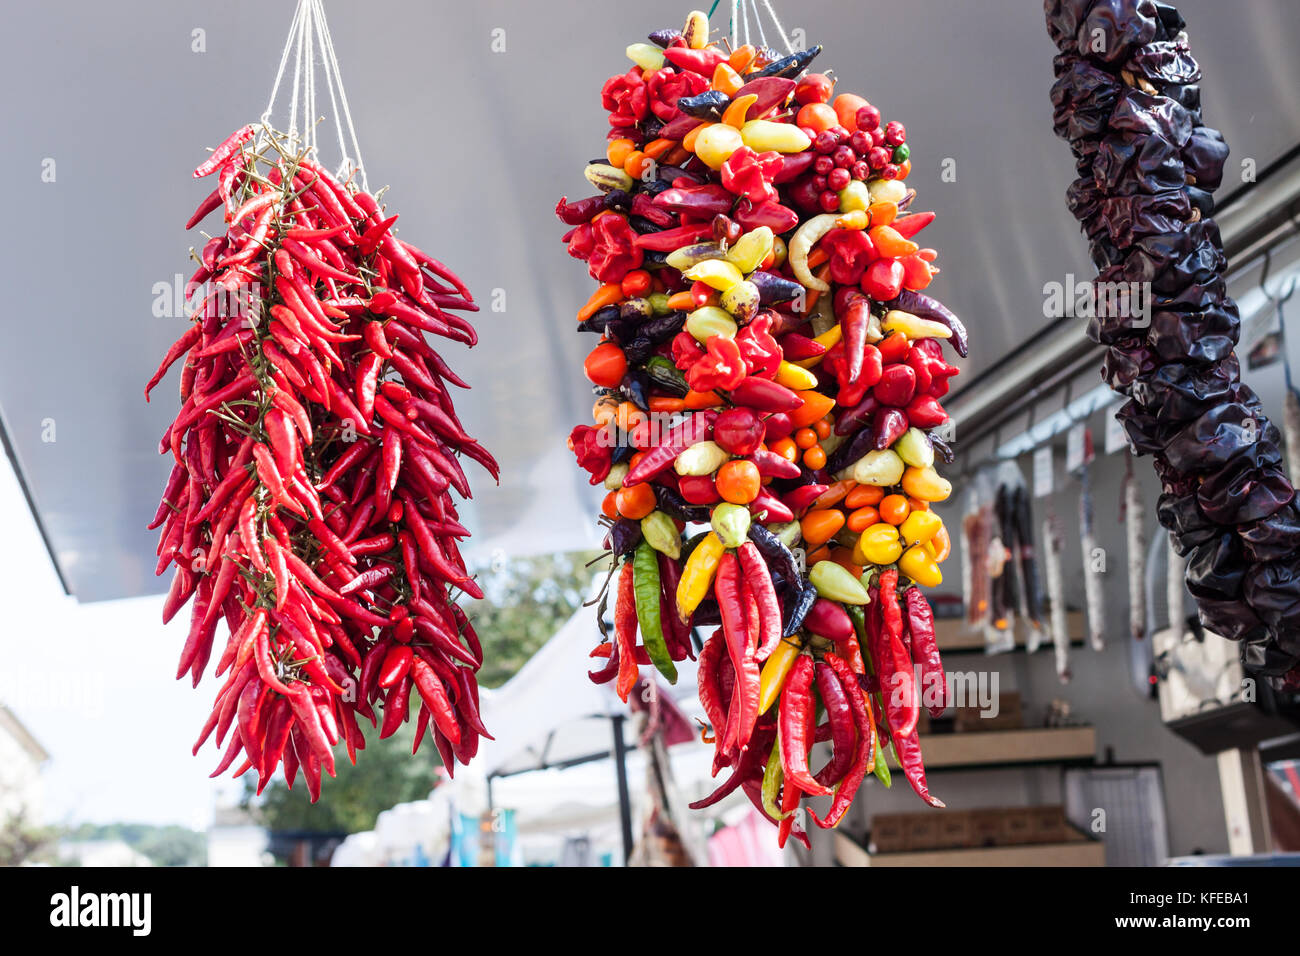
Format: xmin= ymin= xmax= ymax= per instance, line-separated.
xmin=563 ymin=8 xmax=967 ymax=843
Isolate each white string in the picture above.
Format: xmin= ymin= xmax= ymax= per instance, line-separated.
xmin=751 ymin=0 xmax=768 ymax=50
xmin=730 ymin=0 xmax=740 ymax=49
xmin=261 ymin=1 xmax=304 ymax=128
xmin=311 ymin=0 xmax=350 ymax=179
xmin=760 ymin=0 xmax=795 ymax=54
xmin=258 ymin=0 xmax=367 ymax=191
xmin=313 ymin=0 xmax=368 ymax=190
xmin=741 ymin=0 xmax=751 ymax=47
xmin=287 ymin=0 xmax=306 ymax=143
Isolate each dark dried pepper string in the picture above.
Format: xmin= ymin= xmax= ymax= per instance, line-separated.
xmin=1045 ymin=0 xmax=1300 ymax=686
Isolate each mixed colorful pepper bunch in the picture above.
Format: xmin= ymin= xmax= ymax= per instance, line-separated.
xmin=148 ymin=125 xmax=498 ymax=797
xmin=561 ymin=10 xmax=966 ymax=845
xmin=1046 ymin=0 xmax=1300 ymax=685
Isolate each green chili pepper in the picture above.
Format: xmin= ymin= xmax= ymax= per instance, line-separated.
xmin=640 ymin=510 xmax=682 ymax=559
xmin=769 ymin=520 xmax=801 ymax=549
xmin=634 ymin=541 xmax=677 ymax=682
xmin=873 ymin=731 xmax=893 ymax=787
xmin=847 ymin=603 xmax=892 ymax=787
xmin=645 ymin=355 xmax=689 ymax=396
xmin=809 ymin=560 xmax=870 ymax=604
xmin=761 ymin=738 xmax=789 ymax=819
xmin=711 ymin=502 xmax=751 ymax=549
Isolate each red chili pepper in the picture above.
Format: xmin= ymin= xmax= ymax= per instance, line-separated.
xmin=738 ymin=542 xmax=782 ymax=660
xmin=193 ymin=125 xmax=254 ymax=178
xmin=687 ymin=335 xmax=747 ymax=392
xmin=716 ymin=552 xmax=760 ymax=755
xmin=779 ymin=654 xmax=832 ymax=796
xmin=614 ymin=561 xmax=640 ymax=703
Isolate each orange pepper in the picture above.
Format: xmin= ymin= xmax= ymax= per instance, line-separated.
xmin=828 ymin=547 xmax=862 ymax=578
xmin=846 ymin=505 xmax=879 ymax=533
xmin=810 ymin=479 xmax=855 ymax=511
xmin=665 ymin=145 xmax=692 ymax=166
xmin=806 ymin=245 xmax=830 ymax=270
xmin=615 ymin=401 xmax=646 ymax=433
xmin=711 ymin=62 xmax=743 ymax=97
xmin=845 ymin=484 xmax=885 ymax=509
xmin=578 ymin=283 xmax=623 ymax=322
xmin=869 ymin=225 xmax=919 ymax=259
xmin=682 ymin=123 xmax=705 ymax=152
xmin=930 ymin=525 xmax=952 ymax=562
xmin=770 ymin=437 xmax=798 ymax=462
xmin=794 ymin=427 xmax=819 ymax=450
xmin=666 ymin=290 xmax=699 ymax=312
xmin=804 ymin=264 xmax=831 ymax=312
xmin=648 ymin=395 xmax=687 ymax=414
xmin=683 ymin=389 xmax=723 ymax=409
xmin=868 ymin=201 xmax=897 ymax=227
xmin=616 ymin=483 xmax=656 ymax=520
xmin=906 ymin=497 xmax=930 ymax=513
xmin=801 ymin=508 xmax=845 ymax=547
xmin=879 ymin=494 xmax=910 ymax=525
xmin=623 ymin=150 xmax=649 ymax=178
xmin=796 ymin=102 xmax=838 ymax=133
xmin=721 ymin=94 xmax=758 ymax=129
xmin=601 ymin=492 xmax=619 ymax=519
xmin=897 ymin=158 xmax=912 ymax=180
xmin=592 ymin=397 xmax=619 ymax=427
xmin=606 ymin=138 xmax=635 ymax=167
xmin=803 ymin=445 xmax=827 ymax=469
xmin=806 ymin=544 xmax=832 ymax=567
xmin=729 ymin=44 xmax=757 ymax=73
xmin=789 ymin=390 xmax=836 ymax=429
xmin=642 ymin=138 xmax=677 ymax=160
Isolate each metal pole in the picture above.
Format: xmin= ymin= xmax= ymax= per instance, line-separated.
xmin=611 ymin=715 xmax=634 ymax=865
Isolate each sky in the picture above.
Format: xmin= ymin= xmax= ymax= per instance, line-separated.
xmin=0 ymin=454 xmax=239 ymax=830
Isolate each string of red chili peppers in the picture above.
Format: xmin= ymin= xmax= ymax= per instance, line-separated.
xmin=148 ymin=124 xmax=499 ymax=798
xmin=565 ymin=10 xmax=959 ymax=846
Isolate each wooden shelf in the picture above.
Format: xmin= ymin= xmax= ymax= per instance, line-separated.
xmin=834 ymin=831 xmax=1104 ymax=867
xmin=885 ymin=726 xmax=1096 ymax=771
xmin=933 ymin=611 xmax=1086 ymax=653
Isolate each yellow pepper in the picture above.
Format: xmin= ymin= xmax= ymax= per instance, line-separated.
xmin=837 ymin=181 xmax=871 ymax=213
xmin=899 ymin=545 xmax=943 ymax=588
xmin=759 ymin=637 xmax=801 ymax=713
xmin=854 ymin=523 xmax=902 ymax=566
xmin=683 ymin=259 xmax=745 ymax=292
xmin=740 ymin=119 xmax=812 ymax=153
xmin=584 ymin=163 xmax=634 ymax=193
xmin=640 ymin=511 xmax=682 ymax=559
xmin=725 ymin=227 xmax=774 ymax=274
xmin=694 ymin=123 xmax=745 ymax=169
xmin=774 ymin=360 xmax=819 ymax=391
xmin=901 ymin=465 xmax=953 ymax=502
xmin=677 ymin=531 xmax=725 ymax=621
xmin=685 ymin=306 xmax=738 ymax=341
xmin=835 ymin=209 xmax=869 ymax=230
xmin=882 ymin=309 xmax=952 ymax=341
xmin=899 ymin=510 xmax=942 ymax=546
xmin=849 ymin=449 xmax=905 ymax=486
xmin=793 ymin=323 xmax=844 ymax=369
xmin=625 ymin=42 xmax=665 ymax=71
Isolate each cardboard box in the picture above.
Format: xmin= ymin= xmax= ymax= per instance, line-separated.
xmin=904 ymin=814 xmax=942 ymax=851
xmin=870 ymin=815 xmax=908 ymax=854
xmin=955 ymin=691 xmax=1022 ymax=732
xmin=1027 ymin=805 xmax=1067 ymax=845
xmin=969 ymin=808 xmax=1009 ymax=847
xmin=1003 ymin=808 xmax=1034 ymax=845
xmin=936 ymin=810 xmax=973 ymax=849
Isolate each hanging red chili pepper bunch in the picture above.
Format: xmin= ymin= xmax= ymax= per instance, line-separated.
xmin=148 ymin=124 xmax=498 ymax=797
xmin=561 ymin=10 xmax=961 ymax=845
